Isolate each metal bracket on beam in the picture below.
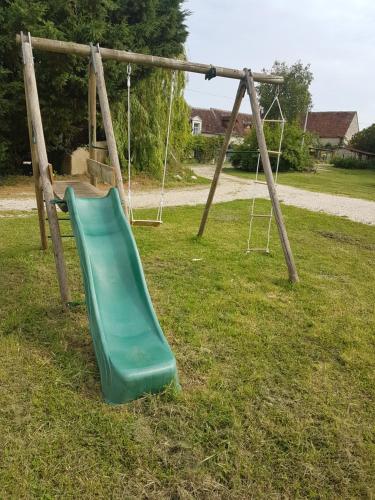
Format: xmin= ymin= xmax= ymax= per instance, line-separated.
xmin=205 ymin=65 xmax=217 ymax=80
xmin=90 ymin=42 xmax=99 ymax=73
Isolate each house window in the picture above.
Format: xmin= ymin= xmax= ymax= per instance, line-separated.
xmin=192 ymin=120 xmax=202 ymax=135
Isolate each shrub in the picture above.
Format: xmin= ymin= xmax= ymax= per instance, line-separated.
xmin=350 ymin=124 xmax=375 ymax=154
xmin=332 ymin=157 xmax=375 ymax=169
xmin=184 ymin=135 xmax=224 ymax=164
xmin=230 ymin=122 xmax=314 ymax=172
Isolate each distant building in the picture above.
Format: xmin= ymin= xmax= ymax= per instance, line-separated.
xmin=190 ymin=107 xmax=252 ymax=144
xmin=333 ymin=146 xmax=375 ymax=161
xmin=302 ymin=111 xmax=359 ymax=146
xmin=62 ymin=141 xmax=107 ymax=175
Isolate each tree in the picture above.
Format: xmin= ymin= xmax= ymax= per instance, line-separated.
xmin=350 ymin=124 xmax=375 ymax=153
xmin=0 ymin=0 xmax=189 ymax=174
xmin=257 ymin=61 xmax=313 ymax=122
xmin=113 ymin=67 xmax=191 ymax=178
xmin=230 ymin=123 xmax=314 ymax=172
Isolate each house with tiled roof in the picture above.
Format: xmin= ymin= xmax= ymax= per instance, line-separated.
xmin=190 ymin=107 xmax=360 ymax=149
xmin=303 ymin=111 xmax=359 ymax=146
xmin=190 ymin=107 xmax=252 ymax=143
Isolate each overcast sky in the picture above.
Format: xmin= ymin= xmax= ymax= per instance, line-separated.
xmin=184 ymin=0 xmax=375 ymax=130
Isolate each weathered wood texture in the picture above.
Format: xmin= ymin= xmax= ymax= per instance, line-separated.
xmin=90 ymin=46 xmax=128 ymax=217
xmin=23 ymin=69 xmax=48 ymax=249
xmin=197 ymin=81 xmax=246 ymax=237
xmin=21 ymin=35 xmax=71 ymax=304
xmin=48 ymin=164 xmax=54 ymax=185
xmin=16 ymin=35 xmax=284 ymax=84
xmin=88 ymin=62 xmax=97 ymax=186
xmin=53 ymin=180 xmax=103 ymax=199
xmin=131 ymin=219 xmax=162 ymax=227
xmin=86 ymin=159 xmax=115 ymax=186
xmin=244 ymin=69 xmax=299 ymax=283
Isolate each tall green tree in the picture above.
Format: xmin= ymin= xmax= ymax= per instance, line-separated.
xmin=113 ymin=67 xmax=191 ymax=178
xmin=0 ymin=0 xmax=189 ymax=174
xmin=257 ymin=61 xmax=313 ymax=122
xmin=350 ymin=124 xmax=375 ymax=153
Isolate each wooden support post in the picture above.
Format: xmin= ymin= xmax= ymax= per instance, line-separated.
xmin=21 ymin=33 xmax=71 ymax=304
xmin=88 ymin=62 xmax=97 ymax=187
xmin=90 ymin=45 xmax=128 ymax=217
xmin=244 ymin=69 xmax=299 ymax=283
xmin=23 ymin=71 xmax=48 ymax=249
xmin=197 ymin=80 xmax=246 ymax=237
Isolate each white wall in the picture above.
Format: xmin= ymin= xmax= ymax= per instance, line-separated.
xmin=345 ymin=114 xmax=359 ymax=142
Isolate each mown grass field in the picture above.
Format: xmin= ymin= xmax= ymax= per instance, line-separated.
xmin=223 ymin=165 xmax=375 ymax=201
xmin=0 ymin=200 xmax=374 ymax=498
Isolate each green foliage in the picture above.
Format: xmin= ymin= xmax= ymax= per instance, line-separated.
xmin=230 ymin=122 xmax=314 ymax=172
xmin=350 ymin=123 xmax=375 ymax=154
xmin=113 ymin=67 xmax=190 ymax=177
xmin=0 ymin=0 xmax=188 ymax=173
xmin=332 ymin=157 xmax=375 ymax=170
xmin=184 ymin=135 xmax=224 ymax=163
xmin=258 ymin=61 xmax=313 ymax=122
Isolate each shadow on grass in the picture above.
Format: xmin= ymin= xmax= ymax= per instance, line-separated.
xmin=0 ymin=248 xmax=102 ymax=401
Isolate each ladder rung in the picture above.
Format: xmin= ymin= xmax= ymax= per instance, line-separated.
xmin=45 ymin=218 xmax=70 ymax=221
xmin=254 ymin=180 xmax=267 ymax=185
xmin=267 ymin=150 xmax=281 ymax=155
xmin=250 ymin=214 xmax=272 ymax=218
xmin=48 ymin=235 xmax=74 ymax=238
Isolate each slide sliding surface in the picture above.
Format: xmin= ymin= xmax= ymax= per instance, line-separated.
xmin=65 ymin=187 xmax=178 ymax=404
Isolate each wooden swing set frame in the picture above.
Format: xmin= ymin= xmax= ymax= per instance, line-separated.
xmin=17 ymin=32 xmax=298 ymax=307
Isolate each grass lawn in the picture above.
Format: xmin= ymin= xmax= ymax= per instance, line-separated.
xmin=0 ymin=201 xmax=374 ymax=497
xmin=223 ymin=165 xmax=375 ymax=202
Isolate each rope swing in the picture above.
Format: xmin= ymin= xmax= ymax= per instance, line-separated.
xmin=126 ymin=64 xmax=176 ymax=227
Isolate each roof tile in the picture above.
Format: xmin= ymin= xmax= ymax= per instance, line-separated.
xmin=302 ymin=111 xmax=357 ymax=138
xmin=190 ymin=107 xmax=252 ymax=136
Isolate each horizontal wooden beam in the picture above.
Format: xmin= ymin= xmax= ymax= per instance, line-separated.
xmin=87 ymin=158 xmax=115 ymax=186
xmin=15 ymin=35 xmax=283 ymax=84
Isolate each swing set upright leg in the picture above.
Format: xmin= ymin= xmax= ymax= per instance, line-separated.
xmin=244 ymin=69 xmax=299 ymax=283
xmin=21 ymin=33 xmax=72 ymax=304
xmin=90 ymin=44 xmax=128 ymax=217
xmin=197 ymin=80 xmax=246 ymax=237
xmin=197 ymin=69 xmax=299 ymax=283
xmin=88 ymin=60 xmax=98 ymax=187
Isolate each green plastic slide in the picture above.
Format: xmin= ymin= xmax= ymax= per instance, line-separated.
xmin=64 ymin=187 xmax=178 ymax=404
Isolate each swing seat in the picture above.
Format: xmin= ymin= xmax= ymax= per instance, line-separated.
xmin=131 ymin=219 xmax=163 ymax=227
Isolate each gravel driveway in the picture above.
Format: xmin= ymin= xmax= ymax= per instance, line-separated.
xmin=1 ymin=165 xmax=374 ymax=225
